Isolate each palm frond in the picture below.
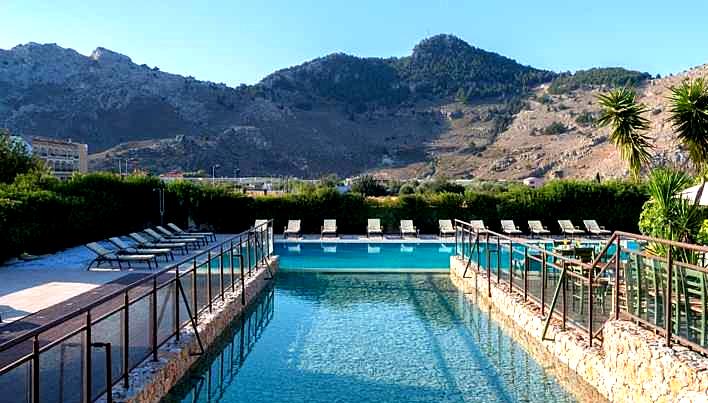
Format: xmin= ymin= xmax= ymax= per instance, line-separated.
xmin=596 ymin=87 xmax=653 ymax=177
xmin=668 ymin=78 xmax=708 ymax=166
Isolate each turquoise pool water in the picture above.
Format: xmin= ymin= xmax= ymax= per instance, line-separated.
xmin=275 ymin=242 xmax=454 ymax=271
xmin=164 ymin=273 xmax=585 ymax=403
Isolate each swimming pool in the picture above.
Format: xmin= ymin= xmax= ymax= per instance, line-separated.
xmin=164 ymin=272 xmax=592 ymax=403
xmin=275 ymin=242 xmax=455 ymax=271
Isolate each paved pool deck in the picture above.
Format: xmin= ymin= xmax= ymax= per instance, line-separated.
xmin=0 ymin=234 xmax=237 ymax=325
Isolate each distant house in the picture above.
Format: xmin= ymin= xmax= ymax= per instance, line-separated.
xmin=522 ymin=177 xmax=544 ymax=188
xmin=161 ymin=171 xmax=185 ymax=179
xmin=30 ymin=136 xmax=88 ymax=180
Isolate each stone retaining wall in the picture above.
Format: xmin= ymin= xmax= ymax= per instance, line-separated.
xmin=450 ymin=256 xmax=708 ymax=403
xmin=105 ymin=257 xmax=279 ymax=403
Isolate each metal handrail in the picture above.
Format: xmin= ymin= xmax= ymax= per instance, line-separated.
xmin=0 ymin=219 xmax=275 ymax=403
xmin=0 ymin=221 xmax=271 ymax=352
xmin=455 ymin=220 xmax=708 ymax=355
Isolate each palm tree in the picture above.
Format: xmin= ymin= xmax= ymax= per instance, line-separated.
xmin=639 ymin=168 xmax=702 ymax=260
xmin=667 ymin=78 xmax=708 ymax=205
xmin=668 ymin=78 xmax=708 ymax=166
xmin=596 ymin=87 xmax=653 ymax=178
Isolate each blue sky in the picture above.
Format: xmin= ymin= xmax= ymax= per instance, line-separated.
xmin=1 ymin=0 xmax=707 ymax=86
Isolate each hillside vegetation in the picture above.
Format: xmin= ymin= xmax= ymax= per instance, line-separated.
xmin=548 ymin=67 xmax=652 ymax=94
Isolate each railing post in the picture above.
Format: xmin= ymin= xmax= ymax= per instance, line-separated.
xmin=84 ymin=311 xmax=92 ymax=403
xmin=588 ymin=256 xmax=594 ymax=347
xmin=32 ymin=336 xmax=39 ymax=403
xmin=248 ymin=232 xmax=253 ymax=276
xmin=562 ymin=267 xmax=567 ymax=331
xmin=614 ymin=236 xmax=621 ymax=320
xmin=230 ymin=240 xmax=236 ymax=293
xmin=486 ymin=232 xmax=491 ymax=298
xmin=192 ymin=258 xmax=198 ymax=317
xmin=207 ymin=250 xmax=213 ymax=313
xmin=240 ymin=255 xmax=246 ymax=305
xmin=509 ymin=241 xmax=513 ymax=292
xmin=523 ymin=246 xmax=529 ymax=301
xmin=666 ymin=246 xmax=673 ymax=347
xmin=476 ymin=234 xmax=480 ymax=272
xmin=174 ymin=268 xmax=180 ymax=342
xmin=220 ymin=245 xmax=225 ymax=301
xmin=122 ymin=291 xmax=129 ymax=389
xmin=541 ymin=252 xmax=547 ymax=316
xmin=454 ymin=224 xmax=458 ymax=256
xmin=496 ymin=236 xmax=501 ymax=284
xmin=152 ymin=277 xmax=158 ymax=361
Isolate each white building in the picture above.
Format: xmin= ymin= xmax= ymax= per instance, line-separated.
xmin=522 ymin=177 xmax=544 ymax=188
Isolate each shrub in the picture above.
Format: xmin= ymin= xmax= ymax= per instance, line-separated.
xmin=351 ymin=175 xmax=387 ymax=196
xmin=0 ymin=174 xmax=648 ymax=262
xmin=575 ymin=111 xmax=595 ymax=127
xmin=543 ymin=121 xmax=568 ymax=135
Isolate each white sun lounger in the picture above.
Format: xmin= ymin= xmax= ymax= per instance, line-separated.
xmin=400 ymin=220 xmax=418 ymax=238
xmin=583 ymin=220 xmax=611 ymax=236
xmin=501 ymin=220 xmax=523 ymax=235
xmin=284 ymin=220 xmax=301 ymax=239
xmin=558 ymin=220 xmax=585 ymax=237
xmin=367 ymin=219 xmax=383 ymax=238
xmin=439 ymin=220 xmax=455 ymax=238
xmin=528 ymin=221 xmax=550 ymax=237
xmin=321 ymin=219 xmax=337 ymax=238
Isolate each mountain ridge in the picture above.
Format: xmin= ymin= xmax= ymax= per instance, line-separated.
xmin=1 ymin=34 xmax=695 ymax=180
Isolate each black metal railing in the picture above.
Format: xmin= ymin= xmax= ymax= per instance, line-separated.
xmin=454 ymin=219 xmax=708 ymax=355
xmin=0 ymin=220 xmax=274 ymax=403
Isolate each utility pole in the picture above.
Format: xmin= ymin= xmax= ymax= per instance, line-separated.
xmin=153 ymin=188 xmax=165 ymax=225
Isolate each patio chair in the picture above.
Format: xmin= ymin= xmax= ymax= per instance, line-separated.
xmin=128 ymin=233 xmax=188 ymax=254
xmin=528 ymin=220 xmax=551 ymax=237
xmin=283 ymin=220 xmax=301 ymax=239
xmin=400 ymin=220 xmax=418 ymax=238
xmin=583 ymin=220 xmax=611 ymax=237
xmin=500 ymin=220 xmax=523 ymax=235
xmin=321 ymin=219 xmax=337 ymax=238
xmin=469 ymin=220 xmax=487 ymax=233
xmin=367 ymin=219 xmax=383 ymax=238
xmin=439 ymin=220 xmax=455 ymax=238
xmin=108 ymin=237 xmax=174 ymax=262
xmin=254 ymin=219 xmax=269 ymax=228
xmin=144 ymin=228 xmax=202 ymax=248
xmin=86 ymin=242 xmax=157 ymax=270
xmin=167 ymin=223 xmax=216 ymax=242
xmin=558 ymin=220 xmax=585 ymax=238
xmin=155 ymin=226 xmax=208 ymax=246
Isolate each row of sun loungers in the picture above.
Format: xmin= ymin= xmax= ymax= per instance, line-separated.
xmin=278 ymin=218 xmax=610 ymax=238
xmin=280 ymin=219 xmax=452 ymax=239
xmin=477 ymin=219 xmax=610 ymax=236
xmin=86 ymin=223 xmax=216 ymax=270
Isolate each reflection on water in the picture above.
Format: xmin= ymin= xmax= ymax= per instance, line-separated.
xmin=163 ymin=286 xmax=275 ymax=402
xmin=164 ymin=273 xmax=588 ymax=403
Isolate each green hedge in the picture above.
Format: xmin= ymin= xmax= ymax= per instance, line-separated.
xmin=170 ymin=179 xmax=647 ymax=235
xmin=0 ymin=173 xmax=162 ymax=261
xmin=0 ymin=174 xmax=648 ymax=262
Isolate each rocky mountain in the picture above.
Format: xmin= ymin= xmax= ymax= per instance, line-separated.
xmin=0 ymin=35 xmax=701 ymax=179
